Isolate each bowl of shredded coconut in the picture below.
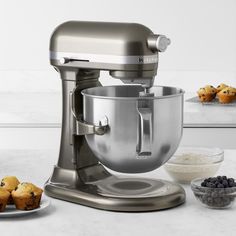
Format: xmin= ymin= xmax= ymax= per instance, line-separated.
xmin=164 ymin=147 xmax=224 ymax=184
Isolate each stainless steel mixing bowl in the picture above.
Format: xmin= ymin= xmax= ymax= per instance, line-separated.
xmin=81 ymin=85 xmax=184 ymax=173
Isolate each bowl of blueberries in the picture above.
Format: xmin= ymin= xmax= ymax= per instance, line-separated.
xmin=191 ymin=176 xmax=236 ymax=209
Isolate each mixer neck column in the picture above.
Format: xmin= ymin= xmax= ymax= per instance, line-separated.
xmin=57 ymin=68 xmax=101 ymax=170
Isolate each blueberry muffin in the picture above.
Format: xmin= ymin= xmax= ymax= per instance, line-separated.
xmin=0 ymin=176 xmax=20 ymax=204
xmin=197 ymin=85 xmax=217 ymax=102
xmin=217 ymin=87 xmax=236 ymax=103
xmin=230 ymin=87 xmax=236 ymax=99
xmin=12 ymin=183 xmax=43 ymax=210
xmin=0 ymin=187 xmax=10 ymax=212
xmin=216 ymin=83 xmax=228 ymax=93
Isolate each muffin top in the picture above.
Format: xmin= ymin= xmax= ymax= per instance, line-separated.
xmin=0 ymin=176 xmax=20 ymax=192
xmin=228 ymin=86 xmax=236 ymax=93
xmin=198 ymin=85 xmax=217 ymax=95
xmin=0 ymin=187 xmax=10 ymax=198
xmin=12 ymin=182 xmax=43 ymax=197
xmin=218 ymin=87 xmax=236 ymax=96
xmin=216 ymin=83 xmax=228 ymax=92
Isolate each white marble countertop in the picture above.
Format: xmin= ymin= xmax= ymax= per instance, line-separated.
xmin=0 ymin=148 xmax=236 ymax=236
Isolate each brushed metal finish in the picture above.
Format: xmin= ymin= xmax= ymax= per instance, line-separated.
xmin=45 ymin=164 xmax=185 ymax=212
xmin=45 ymin=21 xmax=185 ymax=212
xmin=136 ymin=107 xmax=152 ymax=155
xmin=57 ymin=69 xmax=102 ymax=170
xmin=82 ymin=85 xmax=184 ymax=173
xmin=50 ymin=21 xmax=154 ymax=56
xmin=49 ymin=21 xmax=170 ymax=88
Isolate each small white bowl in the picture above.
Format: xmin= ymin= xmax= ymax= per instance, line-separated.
xmin=164 ymin=147 xmax=224 ymax=184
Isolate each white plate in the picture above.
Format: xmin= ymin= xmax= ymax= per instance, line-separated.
xmin=0 ymin=196 xmax=50 ymax=217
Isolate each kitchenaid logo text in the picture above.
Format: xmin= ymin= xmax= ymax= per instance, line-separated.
xmin=138 ymin=56 xmax=158 ymax=64
xmin=50 ymin=51 xmax=158 ymax=65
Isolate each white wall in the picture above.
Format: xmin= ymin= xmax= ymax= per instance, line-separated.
xmin=0 ymin=0 xmax=236 ymax=91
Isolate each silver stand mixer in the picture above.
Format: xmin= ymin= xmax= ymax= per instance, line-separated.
xmin=45 ymin=21 xmax=186 ymax=211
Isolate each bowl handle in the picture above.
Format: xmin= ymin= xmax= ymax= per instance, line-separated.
xmin=137 ymin=106 xmax=152 ymax=156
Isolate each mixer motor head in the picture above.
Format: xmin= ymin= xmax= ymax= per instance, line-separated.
xmin=50 ymin=21 xmax=170 ymax=88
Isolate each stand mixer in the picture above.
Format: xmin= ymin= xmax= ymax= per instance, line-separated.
xmin=45 ymin=21 xmax=186 ymax=211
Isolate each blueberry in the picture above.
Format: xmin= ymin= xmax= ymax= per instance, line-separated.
xmin=211 ymin=177 xmax=217 ymax=182
xmin=206 ymin=182 xmax=212 ymax=187
xmin=211 ymin=183 xmax=216 ymax=188
xmin=217 ymin=183 xmax=224 ymax=188
xmin=222 ymin=180 xmax=229 ymax=188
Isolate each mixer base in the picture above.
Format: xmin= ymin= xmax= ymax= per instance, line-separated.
xmin=45 ymin=165 xmax=185 ymax=212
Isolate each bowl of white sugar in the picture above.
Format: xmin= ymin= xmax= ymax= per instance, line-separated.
xmin=164 ymin=147 xmax=224 ymax=184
